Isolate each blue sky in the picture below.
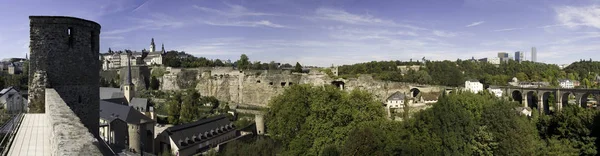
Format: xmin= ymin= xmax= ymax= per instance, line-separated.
xmin=1 ymin=0 xmax=600 ymax=66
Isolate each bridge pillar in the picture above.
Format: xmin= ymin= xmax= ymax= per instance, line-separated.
xmin=522 ymin=92 xmax=528 ymax=108
xmin=556 ymin=90 xmax=562 ymax=111
xmin=538 ymin=93 xmax=545 ymax=114
xmin=575 ymin=93 xmax=585 ymax=108
xmin=255 ymin=115 xmax=265 ymax=135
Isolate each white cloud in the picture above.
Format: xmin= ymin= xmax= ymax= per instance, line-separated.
xmin=101 ymin=36 xmax=125 ymax=40
xmin=193 ymin=4 xmax=276 ymax=18
xmin=104 ymin=13 xmax=185 ymax=35
xmin=203 ymin=20 xmax=288 ymax=28
xmin=493 ymin=27 xmax=525 ymax=32
xmin=555 ymin=5 xmax=600 ymax=29
xmin=432 ymin=30 xmax=457 ymax=37
xmin=313 ymin=7 xmax=425 ymax=30
xmin=466 ymin=21 xmax=485 ymax=27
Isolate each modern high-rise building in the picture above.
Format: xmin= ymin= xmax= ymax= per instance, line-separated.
xmin=531 ymin=47 xmax=537 ymax=62
xmin=515 ymin=51 xmax=524 ymax=63
xmin=497 ymin=52 xmax=509 ymax=63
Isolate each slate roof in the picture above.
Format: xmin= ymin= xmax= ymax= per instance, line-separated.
xmin=164 ymin=115 xmax=233 ymax=149
xmin=514 ymin=107 xmax=532 ymax=112
xmin=386 ymin=92 xmax=405 ymax=101
xmin=0 ymin=87 xmax=16 ymax=95
xmin=100 ymin=100 xmax=154 ymax=125
xmin=421 ymin=92 xmax=439 ymax=101
xmin=466 ymin=79 xmax=480 ymax=82
xmin=100 ymin=87 xmax=124 ymax=99
xmin=558 ymin=79 xmax=572 ymax=83
xmin=99 ymin=87 xmax=150 ymax=112
xmin=131 ymin=98 xmax=149 ymax=112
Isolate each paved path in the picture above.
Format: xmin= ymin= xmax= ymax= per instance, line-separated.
xmin=8 ymin=114 xmax=50 ymax=156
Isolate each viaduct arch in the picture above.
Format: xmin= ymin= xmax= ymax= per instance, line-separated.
xmin=504 ymin=87 xmax=600 ymax=114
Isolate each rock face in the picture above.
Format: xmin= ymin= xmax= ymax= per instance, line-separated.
xmin=161 ymin=67 xmax=445 ymax=107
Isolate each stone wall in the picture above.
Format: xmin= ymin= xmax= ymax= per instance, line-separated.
xmin=29 ymin=16 xmax=101 ymax=137
xmin=156 ymin=68 xmax=444 ymax=107
xmin=45 ymin=89 xmax=102 ymax=156
xmin=119 ymin=65 xmax=150 ymax=90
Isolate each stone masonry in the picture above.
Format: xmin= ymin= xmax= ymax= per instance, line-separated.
xmin=29 ymin=16 xmax=101 ymax=137
xmin=158 ymin=67 xmax=445 ymax=107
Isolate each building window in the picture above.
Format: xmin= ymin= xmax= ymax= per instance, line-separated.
xmin=68 ymin=27 xmax=74 ymax=47
xmin=90 ymin=31 xmax=95 ymax=51
xmin=78 ymin=95 xmax=82 ymax=103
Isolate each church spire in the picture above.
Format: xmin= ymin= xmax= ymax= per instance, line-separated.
xmin=124 ymin=54 xmax=135 ymax=104
xmin=150 ymin=38 xmax=156 ymax=52
xmin=161 ymin=43 xmax=165 ymax=53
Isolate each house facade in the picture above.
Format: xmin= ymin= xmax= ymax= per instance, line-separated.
xmin=487 ymin=86 xmax=503 ymax=97
xmin=155 ymin=115 xmax=237 ymax=156
xmin=386 ymin=92 xmax=408 ymax=108
xmin=99 ymin=100 xmax=155 ymax=154
xmin=0 ymin=87 xmax=26 ymax=113
xmin=465 ymin=79 xmax=483 ymax=93
xmin=101 ymin=38 xmax=165 ymax=70
xmin=559 ymin=79 xmax=575 ymax=88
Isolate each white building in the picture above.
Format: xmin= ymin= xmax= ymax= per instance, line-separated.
xmin=100 ymin=38 xmax=165 ymax=70
xmin=559 ymin=79 xmax=575 ymax=88
xmin=465 ymin=79 xmax=483 ymax=93
xmin=487 ymin=57 xmax=501 ymax=65
xmin=0 ymin=87 xmax=26 ymax=113
xmin=386 ymin=92 xmax=409 ymax=108
xmin=515 ymin=107 xmax=532 ymax=117
xmin=487 ymin=86 xmax=503 ymax=97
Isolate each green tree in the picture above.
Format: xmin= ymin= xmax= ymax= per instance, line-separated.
xmin=150 ymin=76 xmax=160 ymax=90
xmin=167 ymin=100 xmax=180 ymax=124
xmin=583 ymin=78 xmax=591 ymax=88
xmin=516 ymin=72 xmax=528 ymax=81
xmin=341 ymin=127 xmax=386 ymax=156
xmin=293 ymin=62 xmax=303 ymax=73
xmin=180 ymin=89 xmax=201 ymax=123
xmin=236 ymin=54 xmax=250 ymax=70
xmin=214 ymin=59 xmax=225 ymax=67
xmin=403 ymin=96 xmax=410 ymax=119
xmin=321 ymin=145 xmax=340 ymax=156
xmin=268 ymin=61 xmax=278 ymax=70
xmin=266 ymin=84 xmax=384 ymax=155
xmin=167 ymin=93 xmax=182 ymax=124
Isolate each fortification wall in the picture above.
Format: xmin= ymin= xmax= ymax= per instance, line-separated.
xmin=45 ymin=89 xmax=102 ymax=155
xmin=119 ymin=65 xmax=150 ymax=90
xmin=29 ymin=16 xmax=100 ymax=137
xmin=157 ymin=67 xmax=446 ymax=107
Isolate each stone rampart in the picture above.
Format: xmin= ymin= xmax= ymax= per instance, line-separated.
xmin=45 ymin=89 xmax=102 ymax=156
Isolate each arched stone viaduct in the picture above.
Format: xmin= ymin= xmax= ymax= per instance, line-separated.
xmin=501 ymin=87 xmax=600 ymax=114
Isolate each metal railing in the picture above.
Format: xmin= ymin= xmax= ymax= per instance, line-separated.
xmin=0 ymin=113 xmax=24 ymax=156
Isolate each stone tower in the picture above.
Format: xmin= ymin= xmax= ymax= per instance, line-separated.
xmin=123 ymin=54 xmax=135 ymax=103
xmin=150 ymin=38 xmax=155 ymax=53
xmin=28 ymin=16 xmax=101 ymax=137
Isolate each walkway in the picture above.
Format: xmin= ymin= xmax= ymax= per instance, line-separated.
xmin=7 ymin=114 xmax=50 ymax=156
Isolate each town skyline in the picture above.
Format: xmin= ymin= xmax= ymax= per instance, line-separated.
xmin=2 ymin=0 xmax=600 ymax=66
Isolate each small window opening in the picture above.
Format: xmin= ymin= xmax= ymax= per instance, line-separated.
xmin=269 ymin=82 xmax=273 ymax=85
xmin=257 ymin=80 xmax=261 ymax=83
xmin=90 ymin=31 xmax=95 ymax=51
xmin=280 ymin=82 xmax=286 ymax=87
xmin=78 ymin=95 xmax=82 ymax=103
xmin=289 ymin=82 xmax=294 ymax=85
xmin=68 ymin=27 xmax=74 ymax=47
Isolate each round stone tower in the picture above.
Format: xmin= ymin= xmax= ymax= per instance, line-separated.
xmin=28 ymin=16 xmax=101 ymax=137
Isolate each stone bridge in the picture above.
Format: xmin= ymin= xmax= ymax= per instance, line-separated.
xmin=500 ymin=86 xmax=600 ymax=114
